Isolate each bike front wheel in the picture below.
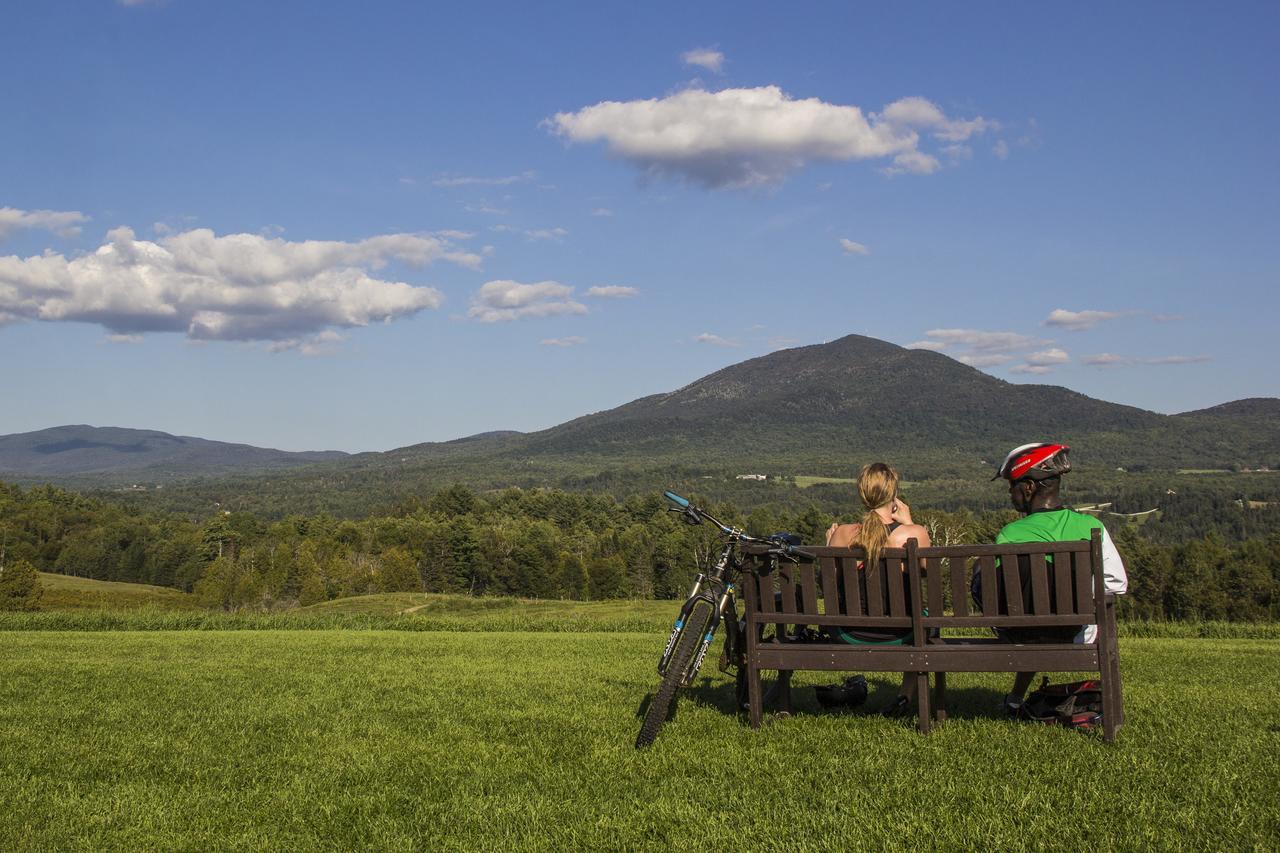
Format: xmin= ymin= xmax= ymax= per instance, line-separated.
xmin=635 ymin=597 xmax=715 ymax=748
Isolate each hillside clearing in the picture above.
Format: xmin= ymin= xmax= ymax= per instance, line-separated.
xmin=35 ymin=571 xmax=198 ymax=611
xmin=1 ymin=632 xmax=1276 ymax=849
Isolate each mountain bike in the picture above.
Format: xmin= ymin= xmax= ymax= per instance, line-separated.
xmin=635 ymin=490 xmax=809 ymax=748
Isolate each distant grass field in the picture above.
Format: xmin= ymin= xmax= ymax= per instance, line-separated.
xmin=795 ymin=475 xmax=919 ymax=489
xmin=35 ymin=571 xmax=198 ymax=611
xmin=1 ymin=631 xmax=1276 ymax=849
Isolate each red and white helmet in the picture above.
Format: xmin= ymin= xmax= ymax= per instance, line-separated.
xmin=992 ymin=443 xmax=1071 ymax=481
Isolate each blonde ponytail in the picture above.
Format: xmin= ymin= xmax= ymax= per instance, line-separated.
xmin=855 ymin=462 xmax=900 ymax=568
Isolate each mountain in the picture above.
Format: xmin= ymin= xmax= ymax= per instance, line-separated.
xmin=4 ymin=336 xmax=1277 ymax=513
xmin=0 ymin=425 xmax=347 ymax=480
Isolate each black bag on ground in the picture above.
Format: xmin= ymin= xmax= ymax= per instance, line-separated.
xmin=1019 ymin=677 xmax=1103 ymax=729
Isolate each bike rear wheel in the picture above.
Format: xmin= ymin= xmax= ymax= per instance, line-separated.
xmin=636 ymin=597 xmax=715 ymax=748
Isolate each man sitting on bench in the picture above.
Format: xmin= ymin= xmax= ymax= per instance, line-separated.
xmin=985 ymin=442 xmax=1129 ymax=715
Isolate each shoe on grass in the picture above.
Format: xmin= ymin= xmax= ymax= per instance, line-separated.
xmin=879 ymin=695 xmax=912 ymax=718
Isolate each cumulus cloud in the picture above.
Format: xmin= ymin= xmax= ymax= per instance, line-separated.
xmin=540 ymin=336 xmax=586 ymax=347
xmin=958 ymin=353 xmax=1014 ymax=368
xmin=103 ymin=333 xmax=142 ymax=344
xmin=467 ymin=280 xmax=587 ymax=323
xmin=1081 ymin=353 xmax=1128 ymax=367
xmin=906 ymin=340 xmax=946 ymax=351
xmin=547 ymin=87 xmax=992 ymax=189
xmin=993 ymin=139 xmax=1010 ymax=160
xmin=681 ymin=48 xmax=725 ymax=73
xmin=1045 ymin=308 xmax=1123 ymax=331
xmin=0 ymin=227 xmax=471 ymax=342
xmin=1010 ymin=347 xmax=1070 ymax=374
xmin=1026 ymin=347 xmax=1069 ymax=366
xmin=433 ymin=171 xmax=536 ymax=187
xmin=695 ymin=332 xmax=739 ymax=347
xmin=267 ymin=330 xmax=347 ymax=356
xmin=524 ymin=227 xmax=569 ymax=241
xmin=839 ymin=238 xmax=870 ymax=256
xmin=920 ymin=328 xmax=1045 ymax=353
xmin=0 ymin=207 xmax=90 ymax=241
xmin=585 ymin=285 xmax=637 ymax=298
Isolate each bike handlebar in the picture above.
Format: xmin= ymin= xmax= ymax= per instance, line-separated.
xmin=662 ymin=489 xmax=812 ymax=559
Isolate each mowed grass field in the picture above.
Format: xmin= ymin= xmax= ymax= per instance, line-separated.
xmin=35 ymin=571 xmax=198 ymax=611
xmin=2 ymin=627 xmax=1278 ymax=850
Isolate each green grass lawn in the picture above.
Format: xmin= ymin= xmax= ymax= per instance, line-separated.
xmin=35 ymin=571 xmax=198 ymax=611
xmin=2 ymin=630 xmax=1277 ymax=850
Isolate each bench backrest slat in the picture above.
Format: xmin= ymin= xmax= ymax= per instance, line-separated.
xmin=950 ymin=555 xmax=970 ymax=616
xmin=926 ymin=556 xmax=945 ymax=616
xmin=1029 ymin=553 xmax=1051 ymax=614
xmin=819 ymin=557 xmax=839 ymax=618
xmin=779 ymin=563 xmax=797 ymax=615
xmin=1054 ymin=550 xmax=1074 ymax=614
xmin=840 ymin=556 xmax=861 ymax=616
xmin=800 ymin=563 xmax=820 ymax=615
xmin=864 ymin=557 xmax=884 ymax=617
xmin=885 ymin=555 xmax=907 ymax=617
xmin=1073 ymin=551 xmax=1092 ymax=614
xmin=979 ymin=555 xmax=998 ymax=615
xmin=1001 ymin=555 xmax=1025 ymax=616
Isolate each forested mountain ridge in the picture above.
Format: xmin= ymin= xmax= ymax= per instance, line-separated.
xmin=0 ymin=425 xmax=347 ymax=479
xmin=4 ymin=335 xmax=1277 ymax=517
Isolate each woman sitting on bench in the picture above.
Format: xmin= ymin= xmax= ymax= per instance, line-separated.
xmin=825 ymin=462 xmax=932 ymax=716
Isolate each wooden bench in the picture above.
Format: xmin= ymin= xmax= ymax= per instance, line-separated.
xmin=740 ymin=530 xmax=1125 ymax=741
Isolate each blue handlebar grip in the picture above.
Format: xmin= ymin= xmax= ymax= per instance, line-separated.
xmin=663 ymin=490 xmax=690 ymax=508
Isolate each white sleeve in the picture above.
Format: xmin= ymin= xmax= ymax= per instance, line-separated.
xmin=1099 ymin=526 xmax=1128 ymax=595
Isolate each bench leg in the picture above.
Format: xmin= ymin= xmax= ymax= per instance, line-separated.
xmin=1108 ymin=644 xmax=1125 ymax=728
xmin=934 ymin=671 xmax=948 ymax=722
xmin=747 ymin=662 xmax=763 ymax=729
xmin=915 ymin=672 xmax=931 ymax=734
xmin=777 ymin=669 xmax=793 ymax=714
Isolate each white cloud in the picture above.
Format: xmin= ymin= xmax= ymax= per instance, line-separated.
xmin=267 ymin=330 xmax=348 ymax=356
xmin=547 ymin=88 xmax=991 ymax=189
xmin=839 ymin=238 xmax=870 ymax=256
xmin=1026 ymin=347 xmax=1069 ymax=366
xmin=1082 ymin=353 xmax=1128 ymax=367
xmin=585 ymin=285 xmax=637 ymax=298
xmin=1010 ymin=364 xmax=1053 ymax=375
xmin=993 ymin=139 xmax=1010 ymax=160
xmin=681 ymin=48 xmax=725 ymax=73
xmin=958 ymin=353 xmax=1014 ymax=368
xmin=695 ymin=332 xmax=739 ymax=347
xmin=0 ymin=226 xmax=468 ymax=342
xmin=433 ymin=171 xmax=536 ymax=188
xmin=0 ymin=207 xmax=90 ymax=241
xmin=524 ymin=227 xmax=569 ymax=241
xmin=467 ymin=280 xmax=587 ymax=323
xmin=465 ymin=203 xmax=508 ymax=215
xmin=1045 ymin=308 xmax=1122 ymax=330
xmin=878 ymin=96 xmax=996 ymax=142
xmin=906 ymin=340 xmax=946 ymax=351
xmin=1082 ymin=353 xmax=1212 ymax=368
xmin=1146 ymin=355 xmax=1211 ymax=365
xmin=540 ymin=336 xmax=586 ymax=347
xmin=591 ymin=207 xmax=614 ymax=217
xmin=921 ymin=328 xmax=1044 ymax=352
xmin=103 ymin=333 xmax=142 ymax=344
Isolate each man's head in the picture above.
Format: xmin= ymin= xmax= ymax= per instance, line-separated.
xmin=994 ymin=443 xmax=1071 ymax=514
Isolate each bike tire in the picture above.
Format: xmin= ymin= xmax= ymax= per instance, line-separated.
xmin=636 ymin=598 xmax=715 ymax=749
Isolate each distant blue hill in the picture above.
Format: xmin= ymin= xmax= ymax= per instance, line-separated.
xmin=0 ymin=425 xmax=347 ymax=480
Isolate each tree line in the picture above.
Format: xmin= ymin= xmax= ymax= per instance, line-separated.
xmin=1 ymin=480 xmax=1276 ymax=619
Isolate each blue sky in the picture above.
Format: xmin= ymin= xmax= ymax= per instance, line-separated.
xmin=3 ymin=0 xmax=1277 ymax=451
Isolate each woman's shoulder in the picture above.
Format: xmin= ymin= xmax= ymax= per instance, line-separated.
xmin=887 ymin=522 xmax=930 ymax=547
xmin=826 ymin=522 xmax=861 ymax=547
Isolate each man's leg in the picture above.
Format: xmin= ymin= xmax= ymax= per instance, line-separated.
xmin=1006 ymin=671 xmax=1036 ymax=711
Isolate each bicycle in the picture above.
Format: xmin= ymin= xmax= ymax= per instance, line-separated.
xmin=635 ymin=490 xmax=810 ymax=749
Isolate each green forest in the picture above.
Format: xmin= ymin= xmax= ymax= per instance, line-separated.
xmin=2 ymin=477 xmax=1277 ymax=621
